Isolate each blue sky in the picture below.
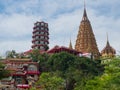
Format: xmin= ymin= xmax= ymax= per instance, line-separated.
xmin=0 ymin=0 xmax=120 ymax=55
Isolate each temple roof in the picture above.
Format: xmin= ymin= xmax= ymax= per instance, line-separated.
xmin=24 ymin=49 xmax=46 ymax=55
xmin=47 ymin=45 xmax=81 ymax=55
xmin=101 ymin=35 xmax=116 ymax=55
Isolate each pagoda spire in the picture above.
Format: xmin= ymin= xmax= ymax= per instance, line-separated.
xmin=69 ymin=39 xmax=73 ymax=49
xmin=101 ymin=33 xmax=116 ymax=58
xmin=106 ymin=32 xmax=110 ymax=46
xmin=82 ymin=0 xmax=88 ymax=21
xmin=75 ymin=0 xmax=100 ymax=59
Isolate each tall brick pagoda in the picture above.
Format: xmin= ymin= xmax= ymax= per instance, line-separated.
xmin=75 ymin=4 xmax=99 ymax=59
xmin=32 ymin=21 xmax=49 ymax=51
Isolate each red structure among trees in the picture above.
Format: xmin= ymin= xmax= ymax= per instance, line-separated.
xmin=1 ymin=59 xmax=40 ymax=89
xmin=47 ymin=45 xmax=82 ymax=56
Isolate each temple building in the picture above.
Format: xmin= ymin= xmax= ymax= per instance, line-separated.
xmin=101 ymin=35 xmax=116 ymax=58
xmin=32 ymin=21 xmax=49 ymax=51
xmin=47 ymin=45 xmax=81 ymax=56
xmin=75 ymin=4 xmax=99 ymax=59
xmin=1 ymin=59 xmax=40 ymax=89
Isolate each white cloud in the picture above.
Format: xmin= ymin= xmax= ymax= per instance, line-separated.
xmin=0 ymin=13 xmax=42 ymax=55
xmin=0 ymin=40 xmax=31 ymax=56
xmin=0 ymin=13 xmax=42 ymax=37
xmin=87 ymin=8 xmax=120 ymax=53
xmin=0 ymin=0 xmax=120 ymax=56
xmin=49 ymin=6 xmax=120 ymax=54
xmin=48 ymin=9 xmax=82 ymax=48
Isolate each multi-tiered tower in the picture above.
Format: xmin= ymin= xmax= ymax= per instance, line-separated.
xmin=32 ymin=21 xmax=49 ymax=51
xmin=75 ymin=4 xmax=99 ymax=58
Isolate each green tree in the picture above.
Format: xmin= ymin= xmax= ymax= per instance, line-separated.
xmin=84 ymin=57 xmax=120 ymax=90
xmin=29 ymin=49 xmax=41 ymax=62
xmin=48 ymin=52 xmax=76 ymax=72
xmin=0 ymin=62 xmax=10 ymax=80
xmin=31 ymin=51 xmax=103 ymax=90
xmin=6 ymin=50 xmax=18 ymax=58
xmin=47 ymin=52 xmax=103 ymax=90
xmin=47 ymin=52 xmax=77 ymax=89
xmin=38 ymin=53 xmax=50 ymax=72
xmin=29 ymin=49 xmax=50 ymax=72
xmin=32 ymin=72 xmax=65 ymax=90
xmin=5 ymin=50 xmax=29 ymax=59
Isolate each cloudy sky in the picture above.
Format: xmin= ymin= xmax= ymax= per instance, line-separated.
xmin=0 ymin=0 xmax=120 ymax=56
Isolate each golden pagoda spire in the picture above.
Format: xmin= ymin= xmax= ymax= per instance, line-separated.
xmin=82 ymin=0 xmax=88 ymax=21
xmin=69 ymin=39 xmax=73 ymax=49
xmin=101 ymin=33 xmax=116 ymax=58
xmin=75 ymin=0 xmax=100 ymax=59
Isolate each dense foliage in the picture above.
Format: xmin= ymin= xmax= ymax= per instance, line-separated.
xmin=4 ymin=49 xmax=120 ymax=90
xmin=5 ymin=50 xmax=25 ymax=58
xmin=84 ymin=57 xmax=120 ymax=90
xmin=30 ymin=51 xmax=104 ymax=90
xmin=0 ymin=62 xmax=10 ymax=80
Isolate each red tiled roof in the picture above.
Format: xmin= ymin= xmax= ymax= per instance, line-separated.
xmin=24 ymin=49 xmax=46 ymax=55
xmin=47 ymin=45 xmax=81 ymax=55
